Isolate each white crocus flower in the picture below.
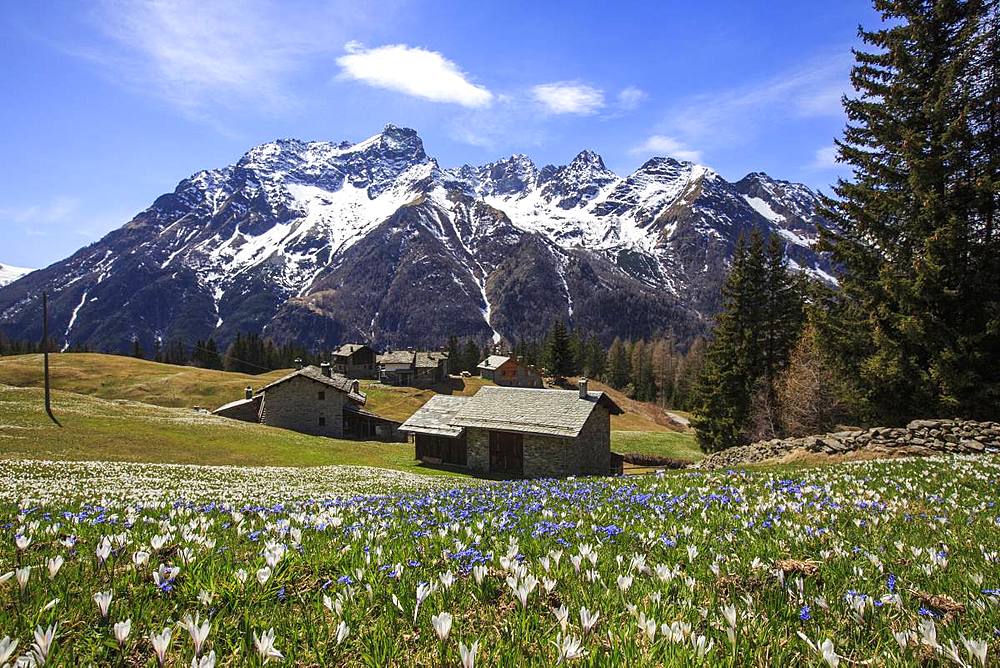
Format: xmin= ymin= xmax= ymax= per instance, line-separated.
xmin=459 ymin=640 xmax=478 ymax=668
xmin=554 ymin=605 xmax=569 ymax=632
xmin=15 ymin=567 xmax=31 ymax=593
xmin=113 ymin=620 xmax=131 ymax=647
xmin=439 ymin=570 xmax=455 ymax=590
xmin=93 ymin=591 xmax=113 ymax=619
xmin=253 ymin=628 xmax=283 ymax=663
xmin=637 ymin=612 xmax=656 ymax=642
xmin=31 ymin=624 xmax=58 ymax=665
xmin=579 ymin=607 xmax=600 ymax=634
xmin=336 ymin=621 xmax=350 ymax=645
xmin=15 ymin=535 xmax=31 ymax=551
xmin=235 ymin=569 xmax=248 ymax=585
xmin=256 ymin=567 xmax=271 ymax=586
xmin=96 ymin=538 xmax=113 ymax=564
xmin=0 ymin=637 xmax=18 ymax=666
xmin=190 ymin=649 xmax=216 ymax=668
xmin=150 ymin=627 xmax=172 ymax=666
xmin=554 ymin=633 xmax=585 ymax=663
xmin=45 ymin=557 xmax=63 ymax=580
xmin=960 ymin=635 xmax=988 ymax=667
xmin=431 ymin=612 xmax=453 ymax=642
xmin=182 ymin=613 xmax=211 ymax=657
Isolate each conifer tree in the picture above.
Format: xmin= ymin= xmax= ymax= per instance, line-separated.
xmin=544 ymin=320 xmax=573 ymax=377
xmin=818 ymin=0 xmax=1000 ymax=422
xmin=606 ymin=337 xmax=630 ymax=388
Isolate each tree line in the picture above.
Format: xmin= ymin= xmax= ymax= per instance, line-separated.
xmin=692 ymin=0 xmax=1000 ymax=452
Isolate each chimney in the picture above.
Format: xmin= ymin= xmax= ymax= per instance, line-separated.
xmin=245 ymin=386 xmax=253 ymax=400
xmin=578 ymin=377 xmax=588 ymax=399
xmin=320 ymin=362 xmax=332 ymax=378
xmin=294 ymin=357 xmax=304 ymax=370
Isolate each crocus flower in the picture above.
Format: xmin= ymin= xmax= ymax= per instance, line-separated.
xmin=93 ymin=591 xmax=113 ymax=619
xmin=150 ymin=627 xmax=172 ymax=666
xmin=459 ymin=640 xmax=478 ymax=668
xmin=253 ymin=628 xmax=283 ymax=663
xmin=554 ymin=633 xmax=585 ymax=663
xmin=431 ymin=612 xmax=453 ymax=642
xmin=336 ymin=621 xmax=350 ymax=645
xmin=113 ymin=619 xmax=131 ymax=647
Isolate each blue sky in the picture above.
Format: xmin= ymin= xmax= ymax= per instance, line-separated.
xmin=0 ymin=0 xmax=879 ymax=269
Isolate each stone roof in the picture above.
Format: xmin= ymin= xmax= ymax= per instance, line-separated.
xmin=212 ymin=396 xmax=258 ymax=414
xmin=398 ymin=395 xmax=470 ymax=437
xmin=415 ymin=351 xmax=448 ymax=368
xmin=332 ymin=343 xmax=370 ymax=358
xmin=478 ymin=355 xmax=510 ymax=371
xmin=259 ymin=365 xmax=366 ymax=404
xmin=378 ymin=350 xmax=416 ymax=365
xmin=451 ymin=386 xmax=623 ymax=438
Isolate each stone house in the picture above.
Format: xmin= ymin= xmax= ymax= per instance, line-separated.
xmin=414 ymin=351 xmax=450 ymax=385
xmin=477 ymin=355 xmax=543 ymax=388
xmin=378 ymin=350 xmax=416 ymax=385
xmin=331 ymin=343 xmax=377 ymax=379
xmin=399 ymin=379 xmax=622 ymax=478
xmin=213 ymin=363 xmax=402 ymax=441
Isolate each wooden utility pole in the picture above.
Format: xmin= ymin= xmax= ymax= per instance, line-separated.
xmin=42 ymin=292 xmax=59 ymax=426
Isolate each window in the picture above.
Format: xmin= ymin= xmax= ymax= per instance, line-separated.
xmin=318 ymin=391 xmax=325 ymax=401
xmin=318 ymin=416 xmax=326 ymax=426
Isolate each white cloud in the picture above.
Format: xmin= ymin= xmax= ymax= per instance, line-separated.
xmin=629 ymin=135 xmax=702 ymax=163
xmin=810 ymin=145 xmax=839 ymax=169
xmin=81 ymin=0 xmax=372 ymax=115
xmin=336 ymin=43 xmax=493 ymax=108
xmin=617 ymin=86 xmax=648 ymax=111
xmin=532 ymin=82 xmax=605 ymax=115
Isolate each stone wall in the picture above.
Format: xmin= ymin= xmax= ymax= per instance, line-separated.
xmin=698 ymin=419 xmax=1000 ymax=469
xmin=259 ymin=375 xmax=349 ymax=438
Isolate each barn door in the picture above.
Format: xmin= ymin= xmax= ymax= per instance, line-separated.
xmin=489 ymin=431 xmax=523 ymax=477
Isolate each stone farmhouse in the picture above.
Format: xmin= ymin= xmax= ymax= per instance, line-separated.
xmin=399 ymin=379 xmax=623 ymax=478
xmin=213 ymin=362 xmax=402 ymax=441
xmin=377 ymin=350 xmax=450 ymax=386
xmin=477 ymin=355 xmax=543 ymax=388
xmin=331 ymin=343 xmax=377 ymax=379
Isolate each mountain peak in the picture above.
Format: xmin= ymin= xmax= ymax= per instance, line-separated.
xmin=570 ymin=149 xmax=607 ymax=171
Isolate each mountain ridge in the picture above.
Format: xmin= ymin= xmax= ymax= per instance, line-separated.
xmin=0 ymin=124 xmax=835 ymax=353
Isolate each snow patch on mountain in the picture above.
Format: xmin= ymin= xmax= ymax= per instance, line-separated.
xmin=0 ymin=263 xmax=32 ymax=287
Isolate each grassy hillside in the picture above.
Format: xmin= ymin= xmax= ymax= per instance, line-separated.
xmin=0 ymin=353 xmax=288 ymax=409
xmin=0 ymin=383 xmax=461 ymax=475
xmin=0 ymin=353 xmax=702 ymax=464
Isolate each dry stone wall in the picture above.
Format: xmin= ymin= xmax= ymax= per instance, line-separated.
xmin=697 ymin=419 xmax=1000 ymax=470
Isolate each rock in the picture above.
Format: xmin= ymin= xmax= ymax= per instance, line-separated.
xmin=960 ymin=439 xmax=985 ymax=453
xmin=908 ymin=419 xmax=943 ymax=430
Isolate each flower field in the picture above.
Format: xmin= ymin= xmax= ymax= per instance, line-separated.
xmin=1 ymin=456 xmax=998 ymax=666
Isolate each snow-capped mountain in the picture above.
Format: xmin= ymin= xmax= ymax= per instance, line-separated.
xmin=0 ymin=125 xmax=834 ymax=354
xmin=0 ymin=263 xmax=32 ymax=287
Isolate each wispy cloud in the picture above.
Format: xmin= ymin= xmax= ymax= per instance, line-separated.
xmin=629 ymin=135 xmax=702 ymax=163
xmin=1 ymin=197 xmax=80 ymax=231
xmin=809 ymin=145 xmax=839 ymax=169
xmin=80 ymin=0 xmax=372 ymax=116
xmin=336 ymin=43 xmax=493 ymax=108
xmin=616 ymin=86 xmax=648 ymax=111
xmin=532 ymin=82 xmax=605 ymax=115
xmin=654 ymin=52 xmax=851 ymax=149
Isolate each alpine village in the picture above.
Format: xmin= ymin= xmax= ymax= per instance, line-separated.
xmin=0 ymin=2 xmax=998 ymax=667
